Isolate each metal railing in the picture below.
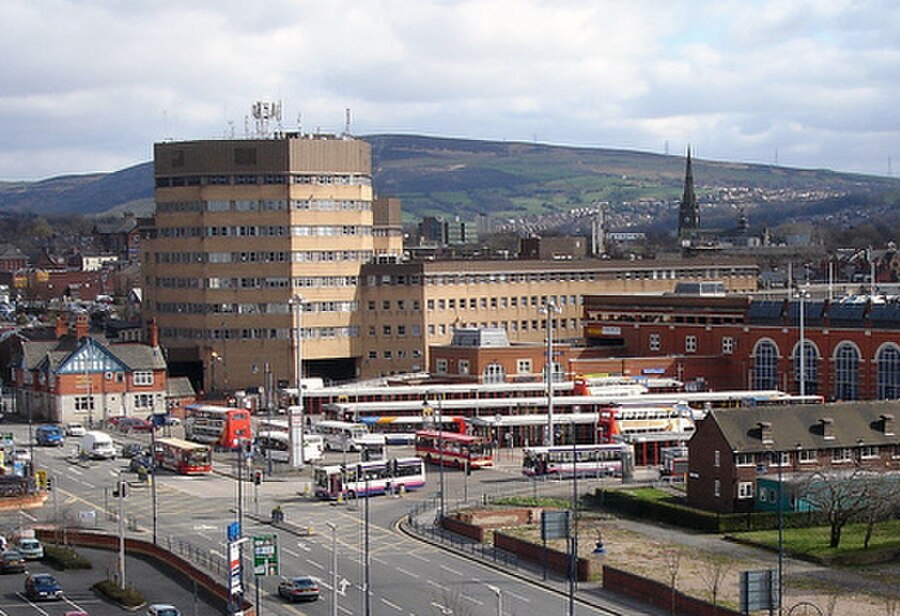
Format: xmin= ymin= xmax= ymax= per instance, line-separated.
xmin=165 ymin=536 xmax=227 ymax=577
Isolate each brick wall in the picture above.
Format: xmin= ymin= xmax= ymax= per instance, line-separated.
xmin=603 ymin=565 xmax=741 ymax=616
xmin=441 ymin=516 xmax=485 ymax=542
xmin=493 ymin=531 xmax=591 ymax=581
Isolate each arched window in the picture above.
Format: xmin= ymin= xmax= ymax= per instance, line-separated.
xmin=753 ymin=340 xmax=779 ymax=390
xmin=877 ymin=344 xmax=900 ymax=400
xmin=482 ymin=362 xmax=506 ymax=384
xmin=793 ymin=340 xmax=819 ymax=395
xmin=834 ymin=342 xmax=860 ymax=401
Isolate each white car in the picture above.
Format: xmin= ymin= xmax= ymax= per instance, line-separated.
xmin=16 ymin=537 xmax=43 ymax=560
xmin=148 ymin=605 xmax=181 ymax=616
xmin=65 ymin=423 xmax=86 ymax=437
xmin=13 ymin=449 xmax=30 ymax=463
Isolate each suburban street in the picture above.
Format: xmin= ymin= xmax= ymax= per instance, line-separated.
xmin=0 ymin=420 xmax=652 ymax=616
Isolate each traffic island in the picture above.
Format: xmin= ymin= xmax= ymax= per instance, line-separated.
xmin=91 ymin=579 xmax=146 ymax=610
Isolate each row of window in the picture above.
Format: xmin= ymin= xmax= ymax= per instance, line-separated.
xmin=159 ymin=326 xmax=359 ymax=341
xmin=366 ymin=349 xmax=424 ymax=361
xmin=155 ymin=301 xmax=357 ymax=315
xmin=426 ymin=318 xmax=579 ymax=337
xmin=154 ymin=276 xmax=361 ymax=290
xmin=154 ymin=250 xmax=374 ymax=264
xmin=648 ymin=334 xmax=736 ymax=354
xmin=157 ymin=199 xmax=372 ymax=213
xmin=156 ymin=173 xmax=371 ymax=188
xmin=599 ymin=312 xmax=744 ymax=326
xmin=74 ymin=392 xmax=160 ymax=411
xmin=427 ymin=295 xmax=580 ymax=311
xmin=157 ymin=224 xmax=371 ymax=238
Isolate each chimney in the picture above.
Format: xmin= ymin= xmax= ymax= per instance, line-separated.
xmin=74 ymin=313 xmax=89 ymax=340
xmin=819 ymin=417 xmax=834 ymax=440
xmin=880 ymin=413 xmax=895 ymax=436
xmin=757 ymin=421 xmax=773 ymax=445
xmin=148 ymin=318 xmax=159 ymax=348
xmin=55 ymin=316 xmax=68 ymax=339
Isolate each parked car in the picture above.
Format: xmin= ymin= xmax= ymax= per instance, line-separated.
xmin=117 ymin=417 xmax=152 ymax=433
xmin=64 ymin=612 xmax=90 ymax=616
xmin=16 ymin=536 xmax=44 ymax=559
xmin=146 ymin=413 xmax=181 ymax=427
xmin=277 ymin=576 xmax=320 ymax=602
xmin=79 ymin=431 xmax=116 ymax=460
xmin=65 ymin=422 xmax=86 ymax=437
xmin=36 ymin=424 xmax=65 ymax=446
xmin=24 ymin=573 xmax=62 ymax=600
xmin=121 ymin=443 xmax=145 ymax=458
xmin=147 ymin=604 xmax=181 ymax=616
xmin=0 ymin=549 xmax=26 ymax=573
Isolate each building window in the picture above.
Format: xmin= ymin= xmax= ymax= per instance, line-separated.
xmin=368 ymin=351 xmax=377 ymax=359
xmin=397 ymin=325 xmax=406 ymax=336
xmin=877 ymin=344 xmax=900 ymax=400
xmin=649 ymin=333 xmax=660 ymax=352
xmin=685 ymin=336 xmax=697 ymax=353
xmin=738 ymin=482 xmax=754 ymax=499
xmin=436 ymin=359 xmax=448 ymax=374
xmin=517 ymin=359 xmax=532 ymax=375
xmin=483 ymin=362 xmax=505 ymax=384
xmin=714 ymin=450 xmax=720 ymax=467
xmin=458 ymin=360 xmax=470 ymax=375
xmin=793 ymin=340 xmax=819 ymax=395
xmin=834 ymin=342 xmax=860 ymax=401
xmin=799 ymin=449 xmax=817 ymax=464
xmin=134 ymin=394 xmax=153 ymax=409
xmin=382 ymin=325 xmax=392 ymax=336
xmin=860 ymin=445 xmax=879 ymax=459
xmin=714 ymin=479 xmax=720 ymax=498
xmin=74 ymin=396 xmax=95 ymax=412
xmin=735 ymin=453 xmax=754 ymax=467
xmin=832 ymin=448 xmax=853 ymax=463
xmin=722 ymin=337 xmax=734 ymax=355
xmin=133 ymin=371 xmax=154 ymax=386
xmin=753 ymin=340 xmax=779 ymax=390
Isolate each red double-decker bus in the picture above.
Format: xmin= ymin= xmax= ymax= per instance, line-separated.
xmin=414 ymin=430 xmax=493 ymax=469
xmin=152 ymin=437 xmax=213 ymax=475
xmin=184 ymin=404 xmax=252 ymax=449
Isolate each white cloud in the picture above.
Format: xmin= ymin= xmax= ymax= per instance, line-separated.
xmin=0 ymin=0 xmax=899 ymax=179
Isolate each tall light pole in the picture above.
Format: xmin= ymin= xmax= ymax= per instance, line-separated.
xmin=487 ymin=584 xmax=502 ymax=616
xmin=798 ymin=285 xmax=809 ymax=397
xmin=437 ymin=395 xmax=445 ymax=521
xmin=569 ymin=415 xmax=578 ymax=616
xmin=540 ymin=301 xmax=561 ymax=446
xmin=289 ymin=295 xmax=305 ymax=469
xmin=326 ymin=521 xmax=338 ymax=616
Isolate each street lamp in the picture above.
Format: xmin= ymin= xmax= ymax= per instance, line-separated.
xmin=289 ymin=295 xmax=305 ymax=469
xmin=486 ymin=584 xmax=502 ymax=616
xmin=540 ymin=300 xmax=562 ymax=447
xmin=797 ymin=284 xmax=810 ymax=397
xmin=326 ymin=521 xmax=338 ymax=616
xmin=569 ymin=415 xmax=578 ymax=616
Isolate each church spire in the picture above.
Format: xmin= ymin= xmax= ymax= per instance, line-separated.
xmin=678 ymin=147 xmax=699 ymax=240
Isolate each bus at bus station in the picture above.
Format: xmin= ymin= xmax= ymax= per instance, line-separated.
xmin=414 ymin=431 xmax=493 ymax=469
xmin=313 ymin=457 xmax=426 ymax=500
xmin=184 ymin=404 xmax=252 ymax=450
xmin=521 ymin=443 xmax=632 ymax=479
xmin=152 ymin=437 xmax=213 ymax=475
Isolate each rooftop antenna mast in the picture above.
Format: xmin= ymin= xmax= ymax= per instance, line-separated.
xmin=343 ymin=108 xmax=352 ymax=137
xmin=251 ymin=101 xmax=282 ymax=138
xmin=296 ymin=113 xmax=303 ymax=136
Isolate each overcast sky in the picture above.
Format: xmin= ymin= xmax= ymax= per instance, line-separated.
xmin=3 ymin=0 xmax=899 ymax=181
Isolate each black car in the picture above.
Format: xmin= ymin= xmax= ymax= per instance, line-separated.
xmin=122 ymin=443 xmax=145 ymax=458
xmin=24 ymin=573 xmax=63 ymax=600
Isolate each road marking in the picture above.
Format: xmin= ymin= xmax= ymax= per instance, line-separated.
xmin=507 ymin=589 xmax=532 ymax=603
xmin=19 ymin=511 xmax=37 ymax=522
xmin=338 ymin=607 xmax=353 ymax=615
xmin=15 ymin=593 xmax=49 ymax=615
xmin=381 ymin=597 xmax=403 ymax=611
xmin=307 ymin=559 xmax=324 ymax=570
xmin=296 ymin=541 xmax=311 ymax=552
xmin=372 ymin=556 xmax=390 ymax=565
xmin=426 ymin=579 xmax=448 ymax=592
xmin=210 ymin=549 xmax=225 ymax=560
xmin=68 ymin=467 xmax=83 ymax=476
xmin=407 ymin=552 xmax=430 ymax=563
xmin=193 ymin=524 xmax=218 ymax=531
xmin=395 ymin=567 xmax=420 ymax=579
xmin=439 ymin=564 xmax=462 ymax=576
xmin=460 ymin=593 xmax=484 ymax=606
xmin=282 ymin=547 xmax=300 ymax=558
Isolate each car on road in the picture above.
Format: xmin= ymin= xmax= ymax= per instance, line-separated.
xmin=121 ymin=443 xmax=145 ymax=458
xmin=24 ymin=573 xmax=63 ymax=600
xmin=117 ymin=417 xmax=153 ymax=433
xmin=0 ymin=549 xmax=26 ymax=573
xmin=147 ymin=604 xmax=181 ymax=616
xmin=13 ymin=448 xmax=31 ymax=463
xmin=146 ymin=413 xmax=181 ymax=427
xmin=16 ymin=536 xmax=43 ymax=559
xmin=277 ymin=576 xmax=320 ymax=602
xmin=64 ymin=612 xmax=89 ymax=616
xmin=65 ymin=422 xmax=86 ymax=437
xmin=36 ymin=424 xmax=65 ymax=446
xmin=129 ymin=454 xmax=153 ymax=474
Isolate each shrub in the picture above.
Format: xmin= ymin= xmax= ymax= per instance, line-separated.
xmin=43 ymin=544 xmax=92 ymax=570
xmin=92 ymin=579 xmax=145 ymax=608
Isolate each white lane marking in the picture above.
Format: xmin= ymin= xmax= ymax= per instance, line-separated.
xmin=372 ymin=556 xmax=390 ymax=565
xmin=408 ymin=552 xmax=430 ymax=563
xmin=19 ymin=511 xmax=37 ymax=522
xmin=381 ymin=597 xmax=403 ymax=611
xmin=297 ymin=541 xmax=311 ymax=552
xmin=79 ymin=480 xmax=96 ymax=489
xmin=460 ymin=593 xmax=484 ymax=606
xmin=395 ymin=566 xmax=420 ymax=579
xmin=68 ymin=467 xmax=83 ymax=476
xmin=15 ymin=593 xmax=49 ymax=615
xmin=426 ymin=579 xmax=448 ymax=592
xmin=439 ymin=564 xmax=462 ymax=576
xmin=338 ymin=607 xmax=353 ymax=615
xmin=307 ymin=559 xmax=324 ymax=571
xmin=508 ymin=589 xmax=532 ymax=603
xmin=210 ymin=549 xmax=225 ymax=559
xmin=282 ymin=547 xmax=300 ymax=558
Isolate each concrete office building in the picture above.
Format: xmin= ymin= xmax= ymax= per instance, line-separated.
xmin=145 ymin=133 xmax=758 ymax=391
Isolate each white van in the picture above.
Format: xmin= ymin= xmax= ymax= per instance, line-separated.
xmin=80 ymin=431 xmax=117 ymax=460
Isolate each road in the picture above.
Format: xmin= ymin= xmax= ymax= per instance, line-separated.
xmin=2 ymin=421 xmax=650 ymax=616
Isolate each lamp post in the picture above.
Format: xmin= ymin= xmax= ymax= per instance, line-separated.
xmin=487 ymin=584 xmax=502 ymax=616
xmin=289 ymin=295 xmax=305 ymax=469
xmin=326 ymin=521 xmax=338 ymax=616
xmin=356 ymin=463 xmax=371 ymax=616
xmin=437 ymin=395 xmax=445 ymax=522
xmin=797 ymin=284 xmax=810 ymax=397
xmin=540 ymin=300 xmax=561 ymax=446
xmin=569 ymin=415 xmax=578 ymax=616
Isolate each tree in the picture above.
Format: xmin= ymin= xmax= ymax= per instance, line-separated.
xmin=797 ymin=468 xmax=887 ymax=549
xmin=663 ymin=548 xmax=682 ymax=615
xmin=697 ymin=556 xmax=732 ymax=615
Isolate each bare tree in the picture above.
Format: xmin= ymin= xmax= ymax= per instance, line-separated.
xmin=697 ymin=556 xmax=732 ymax=614
xmin=797 ymin=469 xmax=870 ymax=548
xmin=860 ymin=474 xmax=900 ymax=549
xmin=663 ymin=549 xmax=682 ymax=616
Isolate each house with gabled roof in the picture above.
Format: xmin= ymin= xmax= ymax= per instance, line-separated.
xmin=13 ymin=313 xmax=167 ymax=424
xmin=687 ymin=403 xmax=900 ymax=513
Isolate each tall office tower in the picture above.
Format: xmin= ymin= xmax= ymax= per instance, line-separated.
xmin=146 ymin=133 xmax=400 ymax=392
xmin=678 ymin=147 xmax=699 ymax=242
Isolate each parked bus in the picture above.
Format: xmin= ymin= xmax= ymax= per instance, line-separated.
xmin=152 ymin=437 xmax=212 ymax=475
xmin=184 ymin=404 xmax=252 ymax=449
xmin=521 ymin=443 xmax=632 ymax=478
xmin=254 ymin=431 xmax=324 ymax=463
xmin=414 ymin=430 xmax=493 ymax=469
xmin=358 ymin=415 xmax=467 ymax=445
xmin=313 ymin=457 xmax=426 ymax=500
xmin=311 ymin=420 xmax=371 ymax=452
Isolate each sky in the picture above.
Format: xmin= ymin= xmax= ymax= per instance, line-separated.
xmin=2 ymin=0 xmax=900 ymax=181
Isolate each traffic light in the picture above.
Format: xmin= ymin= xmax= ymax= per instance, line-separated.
xmin=45 ymin=475 xmax=52 ymax=491
xmin=253 ymin=470 xmax=262 ymax=486
xmin=112 ymin=481 xmax=127 ymax=498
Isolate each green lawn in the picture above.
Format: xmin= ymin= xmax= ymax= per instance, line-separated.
xmin=734 ymin=519 xmax=900 ymax=561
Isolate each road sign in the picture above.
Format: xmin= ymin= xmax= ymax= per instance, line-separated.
xmin=227 ymin=521 xmax=241 ymax=543
xmin=252 ymin=534 xmax=279 ymax=576
xmin=541 ymin=510 xmax=570 ymax=541
xmin=740 ymin=569 xmax=778 ymax=613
